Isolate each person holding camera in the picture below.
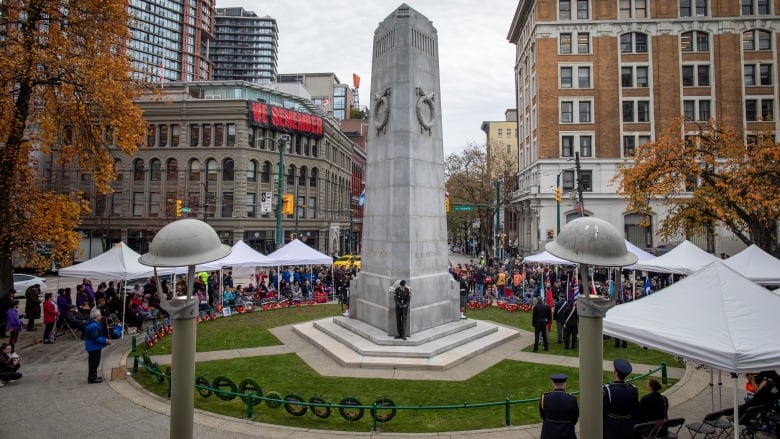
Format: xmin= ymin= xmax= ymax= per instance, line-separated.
xmin=0 ymin=342 xmax=22 ymax=385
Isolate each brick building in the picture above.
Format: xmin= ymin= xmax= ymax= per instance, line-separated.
xmin=507 ymin=0 xmax=778 ymax=255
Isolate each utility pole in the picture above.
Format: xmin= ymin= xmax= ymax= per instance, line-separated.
xmin=556 ymin=173 xmax=561 ymax=234
xmin=274 ymin=135 xmax=290 ymax=249
xmin=575 ymin=152 xmax=585 ymax=217
xmin=495 ymin=180 xmax=501 ymax=262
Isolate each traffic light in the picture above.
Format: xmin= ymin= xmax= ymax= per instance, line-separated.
xmin=555 ymin=187 xmax=562 ymax=203
xmin=445 ymin=197 xmax=450 ymax=212
xmin=175 ymin=199 xmax=183 ymax=217
xmin=547 ymin=228 xmax=555 ymax=239
xmin=281 ymin=194 xmax=294 ymax=214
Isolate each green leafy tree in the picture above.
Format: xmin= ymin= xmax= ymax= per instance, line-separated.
xmin=0 ymin=0 xmax=146 ymax=297
xmin=616 ymin=118 xmax=780 ymax=256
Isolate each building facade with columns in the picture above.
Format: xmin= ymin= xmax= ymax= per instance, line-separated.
xmin=506 ymin=0 xmax=778 ymax=256
xmin=47 ymin=81 xmax=355 ymax=258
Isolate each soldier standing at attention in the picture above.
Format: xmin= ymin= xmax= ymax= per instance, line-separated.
xmin=603 ymin=358 xmax=638 ymax=438
xmin=539 ymin=373 xmax=579 ymax=439
xmin=393 ymin=280 xmax=410 ymax=340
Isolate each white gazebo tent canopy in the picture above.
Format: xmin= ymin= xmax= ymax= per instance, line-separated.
xmin=605 ymin=261 xmax=780 ymax=439
xmin=196 ymin=240 xmax=276 ymax=271
xmin=723 ymin=244 xmax=780 ymax=285
xmin=629 ymin=240 xmax=719 ymax=275
xmin=59 ymin=242 xmax=174 ymax=279
xmin=522 ymin=250 xmax=576 ymax=265
xmin=267 ymin=239 xmax=333 ymax=266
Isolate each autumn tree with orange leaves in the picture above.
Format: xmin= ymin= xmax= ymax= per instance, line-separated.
xmin=616 ymin=118 xmax=780 ymax=257
xmin=0 ymin=0 xmax=146 ymax=298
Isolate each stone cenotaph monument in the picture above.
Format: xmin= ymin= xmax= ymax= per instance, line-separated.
xmin=351 ymin=4 xmax=460 ymax=337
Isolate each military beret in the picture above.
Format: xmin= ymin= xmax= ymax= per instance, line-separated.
xmin=614 ymin=358 xmax=632 ymax=375
xmin=551 ymin=373 xmax=568 ymax=383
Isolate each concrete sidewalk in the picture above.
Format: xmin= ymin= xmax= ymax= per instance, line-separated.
xmin=0 ymin=318 xmax=743 ymax=438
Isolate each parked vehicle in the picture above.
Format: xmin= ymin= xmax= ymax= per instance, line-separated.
xmin=13 ymin=274 xmax=47 ymax=298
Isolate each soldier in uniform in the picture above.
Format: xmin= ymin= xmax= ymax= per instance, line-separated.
xmin=539 ymin=373 xmax=579 ymax=439
xmin=393 ymin=280 xmax=410 ymax=340
xmin=603 ymin=358 xmax=638 ymax=438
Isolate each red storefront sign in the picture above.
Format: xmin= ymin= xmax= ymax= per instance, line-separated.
xmin=248 ymin=101 xmax=324 ymax=139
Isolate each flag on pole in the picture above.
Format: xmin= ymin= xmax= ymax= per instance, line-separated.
xmin=545 ymin=286 xmax=554 ymax=332
xmin=358 ymin=189 xmax=365 ymax=207
xmin=644 ymin=276 xmax=652 ymax=295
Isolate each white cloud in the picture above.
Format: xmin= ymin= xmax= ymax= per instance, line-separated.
xmin=222 ymin=1 xmax=517 ymax=155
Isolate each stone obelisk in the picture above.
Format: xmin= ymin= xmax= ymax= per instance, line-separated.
xmin=351 ymin=4 xmax=459 ymax=336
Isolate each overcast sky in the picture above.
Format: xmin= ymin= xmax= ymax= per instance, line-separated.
xmin=221 ymin=1 xmax=518 ymax=156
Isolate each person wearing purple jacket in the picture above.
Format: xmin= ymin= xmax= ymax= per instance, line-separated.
xmin=6 ymin=300 xmax=23 ymax=352
xmin=56 ymin=288 xmax=72 ymax=330
xmin=83 ymin=278 xmax=96 ymax=301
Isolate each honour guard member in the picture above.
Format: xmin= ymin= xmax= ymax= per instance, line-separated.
xmin=603 ymin=358 xmax=638 ymax=438
xmin=393 ymin=280 xmax=410 ymax=340
xmin=540 ymin=373 xmax=579 ymax=438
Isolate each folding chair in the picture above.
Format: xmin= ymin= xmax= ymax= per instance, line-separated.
xmin=687 ymin=410 xmax=727 ymax=438
xmin=59 ymin=319 xmax=81 ymax=340
xmin=634 ymin=421 xmax=658 ymax=439
xmin=654 ymin=417 xmax=685 ymax=439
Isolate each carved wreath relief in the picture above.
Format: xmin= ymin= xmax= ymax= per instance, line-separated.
xmin=415 ymin=87 xmax=435 ymax=135
xmin=373 ymin=87 xmax=391 ymax=134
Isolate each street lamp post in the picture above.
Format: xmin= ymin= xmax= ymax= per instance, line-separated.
xmin=258 ymin=135 xmax=290 ymax=249
xmin=494 ymin=180 xmax=501 ymax=262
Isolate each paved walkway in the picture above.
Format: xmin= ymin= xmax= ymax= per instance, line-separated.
xmin=0 ymin=314 xmax=747 ymax=439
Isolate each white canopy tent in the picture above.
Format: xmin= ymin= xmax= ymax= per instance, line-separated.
xmin=605 ymin=261 xmax=780 ymax=438
xmin=624 ymin=241 xmax=657 ymax=263
xmin=723 ymin=244 xmax=780 ymax=285
xmin=629 ymin=240 xmax=719 ymax=275
xmin=267 ymin=239 xmax=333 ymax=266
xmin=58 ymin=242 xmax=176 ymax=338
xmin=196 ymin=240 xmax=275 ymax=271
xmin=522 ymin=250 xmax=577 ymax=265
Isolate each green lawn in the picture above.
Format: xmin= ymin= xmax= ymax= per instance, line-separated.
xmin=131 ymin=304 xmax=681 ymax=433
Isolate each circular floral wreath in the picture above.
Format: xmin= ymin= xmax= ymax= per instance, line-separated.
xmin=283 ymin=393 xmax=308 ymax=416
xmin=339 ymin=396 xmax=364 ymax=421
xmin=212 ymin=376 xmax=237 ymax=401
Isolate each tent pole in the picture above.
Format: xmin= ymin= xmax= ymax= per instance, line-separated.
xmin=632 ymin=270 xmax=636 ymax=301
xmin=733 ymin=374 xmax=739 ymax=439
xmin=710 ymin=368 xmax=715 ymax=411
xmin=121 ymin=276 xmax=127 ymax=339
xmin=718 ymin=370 xmax=723 ymax=409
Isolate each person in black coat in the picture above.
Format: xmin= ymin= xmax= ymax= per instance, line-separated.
xmin=603 ymin=358 xmax=639 ymax=439
xmin=531 ymin=296 xmax=551 ymax=352
xmin=540 ymin=373 xmax=579 ymax=438
xmin=638 ymin=379 xmax=668 ymax=434
xmin=393 ymin=280 xmax=410 ymax=340
xmin=562 ymin=298 xmax=579 ymax=350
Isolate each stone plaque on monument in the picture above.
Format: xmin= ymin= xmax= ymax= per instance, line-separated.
xmin=351 ymin=4 xmax=459 ymax=336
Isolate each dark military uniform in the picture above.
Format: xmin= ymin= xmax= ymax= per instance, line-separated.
xmin=393 ymin=281 xmax=410 ymax=339
xmin=540 ymin=373 xmax=579 ymax=439
xmin=603 ymin=359 xmax=638 ymax=439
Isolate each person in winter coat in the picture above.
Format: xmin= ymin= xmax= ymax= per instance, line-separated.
xmin=6 ymin=300 xmax=23 ymax=352
xmin=24 ymin=284 xmax=42 ymax=331
xmin=42 ymin=292 xmax=59 ymax=344
xmin=84 ymin=308 xmax=111 ymax=383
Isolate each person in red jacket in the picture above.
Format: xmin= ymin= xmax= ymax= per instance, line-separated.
xmin=42 ymin=292 xmax=59 ymax=344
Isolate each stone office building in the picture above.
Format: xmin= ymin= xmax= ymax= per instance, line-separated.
xmin=51 ymin=81 xmax=355 ymax=257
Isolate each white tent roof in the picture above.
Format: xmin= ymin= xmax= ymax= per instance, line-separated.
xmin=522 ymin=250 xmax=576 ymax=265
xmin=624 ymin=240 xmax=656 ymax=262
xmin=629 ymin=240 xmax=719 ymax=275
xmin=604 ymin=260 xmax=780 ymax=373
xmin=266 ymin=239 xmax=332 ymax=266
xmin=59 ymin=242 xmax=173 ymax=279
xmin=197 ymin=240 xmax=275 ymax=270
xmin=723 ymin=244 xmax=780 ymax=285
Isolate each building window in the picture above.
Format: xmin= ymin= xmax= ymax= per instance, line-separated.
xmin=580 ymin=136 xmax=592 ymax=157
xmin=310 ymin=168 xmax=318 ymax=187
xmin=214 ymin=124 xmax=224 ymax=147
xmin=579 ymin=102 xmax=592 ymax=122
xmin=221 ymin=192 xmax=233 ymax=218
xmin=171 ymin=124 xmax=179 ymax=147
xmin=247 ymin=160 xmax=257 ymax=183
xmin=680 ymin=0 xmax=707 ymax=17
xmin=146 ymin=125 xmax=155 ymax=147
xmin=681 ymin=31 xmax=709 ymax=52
xmin=743 ymin=30 xmax=772 ymax=51
xmin=203 ymin=124 xmax=212 ymax=146
xmin=189 ymin=160 xmax=200 ymax=181
xmin=560 ymin=99 xmax=593 ymax=123
xmin=149 ymin=192 xmax=161 ymax=217
xmin=745 ymin=98 xmax=775 ymax=121
xmin=621 ymin=65 xmax=649 ymax=87
xmin=226 ymin=123 xmax=236 ymax=146
xmin=561 ymin=134 xmax=595 ymax=158
xmin=261 ymin=161 xmax=271 ymax=183
xmin=683 ymin=99 xmax=712 ymax=121
xmin=577 ymin=33 xmax=590 ymax=54
xmin=560 ymin=34 xmax=572 ymax=54
xmin=189 ymin=124 xmax=199 ymax=147
xmin=562 ymin=169 xmax=593 ymax=191
xmin=577 ymin=0 xmax=589 ymax=18
xmin=562 ymin=65 xmax=592 ymax=88
xmin=578 ymin=66 xmax=591 ymax=88
xmin=150 ymin=158 xmax=161 ymax=181
xmin=308 ymin=197 xmax=317 ymax=219
xmin=159 ymin=125 xmax=168 ymax=147
xmin=206 ymin=159 xmax=217 ymax=182
xmin=620 ymin=33 xmax=649 ymax=53
xmin=562 ymin=136 xmax=574 ymax=157
xmin=682 ymin=65 xmax=710 ymax=86
xmin=299 ymin=166 xmax=308 ymax=186
xmin=246 ymin=193 xmax=256 ymax=218
xmin=561 ymin=102 xmax=574 ymax=123
xmin=166 ymin=159 xmax=178 ymax=181
xmin=222 ymin=158 xmax=234 ymax=182
xmin=559 ymin=0 xmax=572 ymax=19
xmin=133 ymin=159 xmax=144 ymax=181
xmin=132 ymin=192 xmax=144 ymax=216
xmin=622 ymin=134 xmax=652 ymax=156
xmin=287 ymin=165 xmax=295 ymax=185
xmin=637 ymin=101 xmax=650 ymax=122
xmin=620 ymin=0 xmax=647 ymax=18
xmin=742 ymin=0 xmax=770 ymax=15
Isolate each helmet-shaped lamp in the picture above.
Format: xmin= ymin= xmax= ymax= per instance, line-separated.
xmin=139 ymin=219 xmax=231 ymax=267
xmin=546 ymin=217 xmax=637 ymax=267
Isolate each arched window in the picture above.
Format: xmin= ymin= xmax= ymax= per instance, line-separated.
xmin=743 ymin=29 xmax=772 ymax=51
xmin=206 ymin=159 xmax=217 ymax=182
xmin=298 ymin=166 xmax=307 ymax=186
xmin=620 ymin=32 xmax=648 ymax=53
xmin=166 ymin=158 xmax=178 ymax=181
xmin=287 ymin=165 xmax=296 ymax=185
xmin=150 ymin=158 xmax=161 ymax=181
xmin=133 ymin=159 xmax=145 ymax=181
xmin=261 ymin=161 xmax=271 ymax=183
xmin=222 ymin=158 xmax=234 ymax=181
xmin=189 ymin=159 xmax=201 ymax=181
xmin=247 ymin=160 xmax=257 ymax=183
xmin=114 ymin=159 xmax=123 ymax=181
xmin=310 ymin=167 xmax=318 ymax=187
xmin=625 ymin=213 xmax=652 ymax=249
